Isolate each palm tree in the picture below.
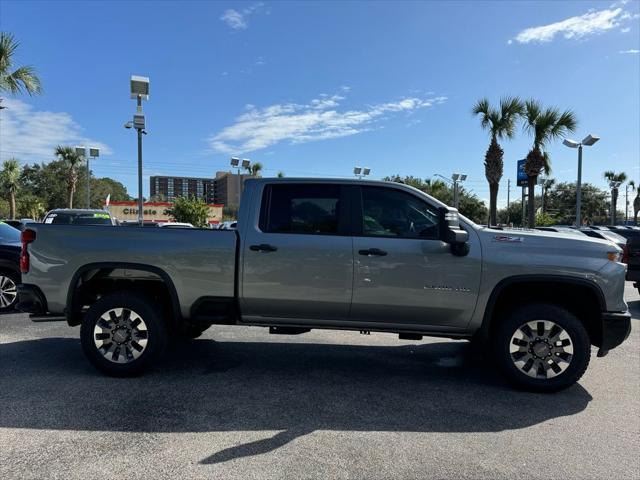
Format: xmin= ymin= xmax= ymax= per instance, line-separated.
xmin=0 ymin=32 xmax=42 ymax=101
xmin=627 ymin=180 xmax=636 ymax=224
xmin=523 ymin=100 xmax=577 ymax=227
xmin=244 ymin=162 xmax=263 ymax=177
xmin=472 ymin=97 xmax=523 ymax=225
xmin=603 ymin=170 xmax=627 ymax=225
xmin=277 ymin=171 xmax=285 ymax=178
xmin=541 ymin=177 xmax=555 ymax=214
xmin=55 ymin=146 xmax=84 ymax=208
xmin=0 ymin=158 xmax=20 ymax=219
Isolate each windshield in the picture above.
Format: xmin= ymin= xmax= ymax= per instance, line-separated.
xmin=0 ymin=222 xmax=21 ymax=243
xmin=44 ymin=212 xmax=112 ymax=225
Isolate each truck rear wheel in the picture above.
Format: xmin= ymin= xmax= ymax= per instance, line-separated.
xmin=80 ymin=292 xmax=167 ymax=376
xmin=493 ymin=303 xmax=591 ymax=393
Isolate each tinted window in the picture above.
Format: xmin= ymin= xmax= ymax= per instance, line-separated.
xmin=0 ymin=222 xmax=21 ymax=243
xmin=361 ymin=187 xmax=439 ymax=239
xmin=263 ymin=184 xmax=340 ymax=235
xmin=45 ymin=212 xmax=112 ymax=225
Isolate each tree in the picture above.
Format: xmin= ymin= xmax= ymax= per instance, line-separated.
xmin=603 ymin=170 xmax=627 ymax=225
xmin=167 ymin=196 xmax=209 ymax=227
xmin=382 ymin=175 xmax=488 ymax=224
xmin=16 ymin=193 xmax=45 ymax=220
xmin=523 ymin=100 xmax=577 ymax=227
xmin=55 ymin=146 xmax=84 ymax=208
xmin=541 ymin=177 xmax=555 ymax=214
xmin=244 ymin=162 xmax=263 ymax=177
xmin=472 ymin=96 xmax=523 ymax=226
xmin=0 ymin=158 xmax=20 ymax=219
xmin=277 ymin=171 xmax=285 ymax=178
xmin=0 ymin=32 xmax=42 ymax=99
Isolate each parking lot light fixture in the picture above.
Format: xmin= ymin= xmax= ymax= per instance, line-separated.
xmin=126 ymin=75 xmax=150 ymax=225
xmin=354 ymin=166 xmax=370 ymax=179
xmin=563 ymin=134 xmax=599 ymax=227
xmin=451 ymin=173 xmax=467 ymax=209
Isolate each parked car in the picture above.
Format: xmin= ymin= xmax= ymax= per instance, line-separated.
xmin=43 ymin=209 xmax=115 ymax=226
xmin=580 ymin=229 xmax=627 ymax=251
xmin=119 ymin=220 xmax=159 ymax=227
xmin=1 ymin=219 xmax=37 ymax=231
xmin=217 ymin=220 xmax=237 ymax=230
xmin=17 ymin=178 xmax=630 ymax=392
xmin=0 ymin=222 xmax=21 ymax=311
xmin=599 ymin=228 xmax=640 ymax=291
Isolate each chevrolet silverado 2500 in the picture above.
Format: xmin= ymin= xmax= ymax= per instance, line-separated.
xmin=17 ymin=178 xmax=631 ymax=391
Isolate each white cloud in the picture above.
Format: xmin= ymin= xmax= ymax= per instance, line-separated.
xmin=512 ymin=7 xmax=637 ymax=44
xmin=620 ymin=49 xmax=640 ymax=54
xmin=220 ymin=2 xmax=264 ymax=30
xmin=0 ymin=98 xmax=111 ymax=162
xmin=208 ymin=93 xmax=447 ymax=154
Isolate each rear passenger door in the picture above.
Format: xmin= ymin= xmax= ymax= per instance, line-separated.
xmin=241 ymin=183 xmax=354 ymax=322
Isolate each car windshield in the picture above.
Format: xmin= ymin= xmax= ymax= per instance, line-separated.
xmin=45 ymin=212 xmax=112 ymax=225
xmin=0 ymin=222 xmax=21 ymax=243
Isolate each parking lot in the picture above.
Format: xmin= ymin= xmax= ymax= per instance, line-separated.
xmin=0 ymin=283 xmax=638 ymax=480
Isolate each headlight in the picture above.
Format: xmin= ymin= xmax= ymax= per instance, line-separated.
xmin=607 ymin=251 xmax=622 ymax=262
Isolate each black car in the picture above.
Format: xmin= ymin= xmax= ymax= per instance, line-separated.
xmin=0 ymin=222 xmax=21 ymax=311
xmin=603 ymin=228 xmax=640 ymax=292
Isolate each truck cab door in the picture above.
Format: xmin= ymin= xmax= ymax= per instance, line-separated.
xmin=350 ymin=185 xmax=481 ymax=329
xmin=240 ymin=183 xmax=354 ymax=322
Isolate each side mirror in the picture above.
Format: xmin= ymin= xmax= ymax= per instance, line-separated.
xmin=439 ymin=206 xmax=470 ymax=256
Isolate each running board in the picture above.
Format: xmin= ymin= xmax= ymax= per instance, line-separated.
xmin=30 ymin=314 xmax=66 ymax=322
xmin=269 ymin=326 xmax=310 ymax=335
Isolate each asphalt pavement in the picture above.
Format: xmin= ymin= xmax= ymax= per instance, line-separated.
xmin=1 ymin=284 xmax=639 ymax=479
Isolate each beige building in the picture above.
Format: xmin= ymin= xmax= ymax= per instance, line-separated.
xmin=106 ymin=201 xmax=223 ymax=225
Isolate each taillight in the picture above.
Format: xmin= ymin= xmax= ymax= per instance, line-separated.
xmin=622 ymin=244 xmax=630 ymax=264
xmin=20 ymin=229 xmax=36 ymax=273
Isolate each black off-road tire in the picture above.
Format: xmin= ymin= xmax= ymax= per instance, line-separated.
xmin=492 ymin=303 xmax=591 ymax=393
xmin=80 ymin=292 xmax=167 ymax=377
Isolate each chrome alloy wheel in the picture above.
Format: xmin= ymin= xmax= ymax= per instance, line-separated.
xmin=93 ymin=308 xmax=149 ymax=364
xmin=509 ymin=320 xmax=574 ymax=379
xmin=0 ymin=275 xmax=18 ymax=309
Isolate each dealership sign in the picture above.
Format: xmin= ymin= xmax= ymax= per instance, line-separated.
xmin=105 ymin=201 xmax=222 ymax=224
xmin=517 ymin=159 xmax=528 ymax=187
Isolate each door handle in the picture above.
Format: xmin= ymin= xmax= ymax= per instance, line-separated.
xmin=358 ymin=248 xmax=387 ymax=257
xmin=250 ymin=243 xmax=278 ymax=252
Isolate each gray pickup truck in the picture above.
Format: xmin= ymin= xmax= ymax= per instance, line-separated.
xmin=17 ymin=178 xmax=631 ymax=391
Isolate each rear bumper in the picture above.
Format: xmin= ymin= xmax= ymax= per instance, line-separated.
xmin=16 ymin=284 xmax=47 ymax=316
xmin=598 ymin=310 xmax=632 ymax=355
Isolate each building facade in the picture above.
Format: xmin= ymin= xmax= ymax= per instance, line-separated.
xmin=150 ymin=173 xmax=252 ymax=208
xmin=150 ymin=176 xmax=217 ymax=204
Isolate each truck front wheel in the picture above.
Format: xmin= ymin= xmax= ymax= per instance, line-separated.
xmin=80 ymin=292 xmax=167 ymax=376
xmin=493 ymin=303 xmax=591 ymax=393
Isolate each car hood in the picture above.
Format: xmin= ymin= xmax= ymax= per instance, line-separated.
xmin=475 ymin=226 xmax=621 ymax=253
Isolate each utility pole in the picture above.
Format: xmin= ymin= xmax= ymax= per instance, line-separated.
xmin=506 ymin=179 xmax=511 ymax=225
xmin=625 ymin=184 xmax=630 ymax=225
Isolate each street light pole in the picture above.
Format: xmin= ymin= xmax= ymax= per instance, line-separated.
xmin=576 ymin=144 xmax=583 ymax=227
xmin=563 ymin=134 xmax=599 ymax=227
xmin=125 ymin=75 xmax=149 ymax=226
xmin=137 ymin=96 xmax=143 ymax=225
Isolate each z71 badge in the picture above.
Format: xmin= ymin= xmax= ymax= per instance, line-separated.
xmin=492 ymin=235 xmax=524 ymax=243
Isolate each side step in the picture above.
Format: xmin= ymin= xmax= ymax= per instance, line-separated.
xmin=399 ymin=333 xmax=423 ymax=341
xmin=29 ymin=314 xmax=66 ymax=323
xmin=269 ymin=326 xmax=310 ymax=335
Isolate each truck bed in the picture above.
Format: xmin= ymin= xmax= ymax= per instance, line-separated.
xmin=23 ymin=224 xmax=237 ymax=318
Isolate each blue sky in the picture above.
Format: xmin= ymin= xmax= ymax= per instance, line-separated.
xmin=1 ymin=0 xmax=639 ymax=207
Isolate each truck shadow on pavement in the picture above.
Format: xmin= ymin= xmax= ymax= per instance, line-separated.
xmin=0 ymin=336 xmax=592 ymax=464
